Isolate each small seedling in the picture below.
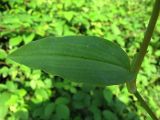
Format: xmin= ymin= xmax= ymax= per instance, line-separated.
xmin=8 ymin=0 xmax=160 ymax=119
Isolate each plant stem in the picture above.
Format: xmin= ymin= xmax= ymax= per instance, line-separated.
xmin=127 ymin=0 xmax=160 ymax=93
xmin=132 ymin=0 xmax=160 ymax=75
xmin=134 ymin=91 xmax=159 ymax=120
xmin=126 ymin=0 xmax=160 ymax=119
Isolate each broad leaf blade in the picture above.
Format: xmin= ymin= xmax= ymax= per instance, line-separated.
xmin=8 ymin=36 xmax=134 ymax=86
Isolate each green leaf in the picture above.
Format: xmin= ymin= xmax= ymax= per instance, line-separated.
xmin=23 ymin=33 xmax=35 ymax=44
xmin=0 ymin=49 xmax=7 ymax=59
xmin=55 ymin=97 xmax=69 ymax=105
xmin=15 ymin=108 xmax=29 ymax=120
xmin=103 ymin=88 xmax=113 ymax=103
xmin=0 ymin=105 xmax=8 ymax=119
xmin=63 ymin=11 xmax=75 ymax=21
xmin=8 ymin=36 xmax=134 ymax=86
xmin=103 ymin=110 xmax=118 ymax=120
xmin=44 ymin=103 xmax=55 ymax=118
xmin=9 ymin=36 xmax=22 ymax=46
xmin=90 ymin=105 xmax=102 ymax=120
xmin=55 ymin=104 xmax=70 ymax=119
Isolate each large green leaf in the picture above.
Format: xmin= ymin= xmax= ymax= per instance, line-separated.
xmin=8 ymin=36 xmax=134 ymax=86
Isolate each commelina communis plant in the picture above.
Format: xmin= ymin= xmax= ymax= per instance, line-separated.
xmin=8 ymin=0 xmax=160 ymax=119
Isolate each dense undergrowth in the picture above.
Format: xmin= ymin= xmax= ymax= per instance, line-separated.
xmin=0 ymin=0 xmax=160 ymax=120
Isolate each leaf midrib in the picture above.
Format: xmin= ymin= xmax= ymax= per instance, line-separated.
xmin=11 ymin=52 xmax=130 ymax=70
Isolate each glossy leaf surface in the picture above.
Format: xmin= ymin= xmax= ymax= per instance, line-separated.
xmin=8 ymin=36 xmax=134 ymax=86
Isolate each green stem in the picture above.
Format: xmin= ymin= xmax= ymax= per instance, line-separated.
xmin=127 ymin=0 xmax=160 ymax=93
xmin=127 ymin=0 xmax=160 ymax=94
xmin=132 ymin=0 xmax=160 ymax=75
xmin=134 ymin=91 xmax=159 ymax=120
xmin=127 ymin=0 xmax=160 ymax=91
xmin=126 ymin=0 xmax=160 ymax=119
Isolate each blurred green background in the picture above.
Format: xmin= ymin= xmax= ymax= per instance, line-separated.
xmin=0 ymin=0 xmax=160 ymax=120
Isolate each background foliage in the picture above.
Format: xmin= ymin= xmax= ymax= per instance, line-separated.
xmin=0 ymin=0 xmax=160 ymax=120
